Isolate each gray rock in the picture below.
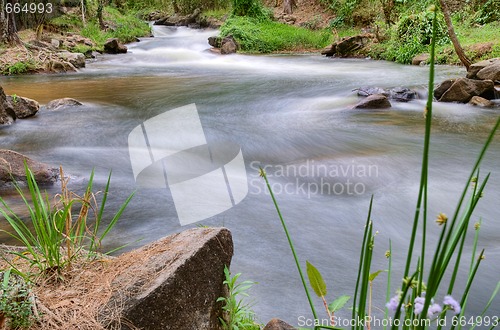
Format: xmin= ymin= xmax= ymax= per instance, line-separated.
xmin=6 ymin=95 xmax=39 ymax=119
xmin=264 ymin=318 xmax=297 ymax=330
xmin=0 ymin=86 xmax=15 ymax=125
xmin=412 ymin=53 xmax=430 ymax=65
xmin=434 ymin=79 xmax=456 ymax=100
xmin=221 ymin=36 xmax=238 ymax=55
xmin=208 ymin=36 xmax=221 ymax=48
xmin=100 ymin=227 xmax=233 ymax=330
xmin=0 ymin=149 xmax=58 ymax=187
xmin=51 ymin=38 xmax=61 ymax=48
xmin=439 ymin=78 xmax=495 ymax=103
xmin=354 ymin=94 xmax=391 ymax=109
xmin=57 ymin=52 xmax=86 ymax=68
xmin=356 ymin=87 xmax=389 ymax=97
xmin=467 ymin=58 xmax=500 ymax=79
xmin=389 ymin=87 xmax=418 ymax=102
xmin=477 ymin=62 xmax=500 ymax=82
xmin=468 ymin=96 xmax=495 ymax=108
xmin=45 ymin=98 xmax=83 ymax=111
xmin=103 ymin=38 xmax=127 ymax=54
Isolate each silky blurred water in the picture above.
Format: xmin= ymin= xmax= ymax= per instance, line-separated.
xmin=1 ymin=26 xmax=499 ymax=326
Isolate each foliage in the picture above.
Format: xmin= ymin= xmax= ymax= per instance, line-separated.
xmin=217 ymin=266 xmax=260 ymax=330
xmin=220 ymin=17 xmax=331 ymax=53
xmin=4 ymin=61 xmax=34 ymax=75
xmin=261 ymin=11 xmax=500 ymax=330
xmin=231 ymin=0 xmax=271 ymax=21
xmin=172 ymin=0 xmax=228 ymax=15
xmin=396 ymin=10 xmax=448 ymax=45
xmin=0 ymin=165 xmax=134 ymax=278
xmin=327 ymin=0 xmax=362 ymax=27
xmin=473 ymin=0 xmax=500 ymax=24
xmin=0 ymin=269 xmax=35 ymax=329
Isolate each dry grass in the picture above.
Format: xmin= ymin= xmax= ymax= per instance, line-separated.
xmin=0 ymin=239 xmax=179 ymax=330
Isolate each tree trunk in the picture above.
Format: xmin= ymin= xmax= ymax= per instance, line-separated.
xmin=283 ymin=0 xmax=296 ymax=14
xmin=439 ymin=0 xmax=471 ymax=70
xmin=97 ymin=0 xmax=105 ymax=30
xmin=0 ymin=0 xmax=21 ymax=45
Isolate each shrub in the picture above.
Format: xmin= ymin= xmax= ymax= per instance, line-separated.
xmin=473 ymin=0 xmax=500 ymax=24
xmin=231 ymin=0 xmax=270 ymax=21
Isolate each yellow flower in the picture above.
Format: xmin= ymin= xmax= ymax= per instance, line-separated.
xmin=436 ymin=213 xmax=448 ymax=225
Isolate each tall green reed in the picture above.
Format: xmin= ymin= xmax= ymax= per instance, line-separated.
xmin=0 ymin=164 xmax=134 ymax=279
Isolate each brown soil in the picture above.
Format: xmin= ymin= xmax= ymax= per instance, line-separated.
xmin=264 ymin=0 xmax=334 ymax=29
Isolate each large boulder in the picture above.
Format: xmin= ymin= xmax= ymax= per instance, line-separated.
xmin=45 ymin=98 xmax=83 ymax=111
xmin=47 ymin=59 xmax=76 ymax=73
xmin=57 ymin=52 xmax=86 ymax=68
xmin=100 ymin=227 xmax=233 ymax=330
xmin=438 ymin=78 xmax=495 ymax=103
xmin=0 ymin=150 xmax=58 ymax=187
xmin=6 ymin=95 xmax=39 ymax=119
xmin=434 ymin=79 xmax=456 ymax=100
xmin=467 ymin=58 xmax=500 ymax=79
xmin=0 ymin=86 xmax=15 ymax=125
xmin=264 ymin=318 xmax=297 ymax=330
xmin=476 ymin=62 xmax=500 ymax=82
xmin=354 ymin=94 xmax=391 ymax=109
xmin=321 ymin=34 xmax=374 ymax=57
xmin=104 ymin=38 xmax=128 ymax=54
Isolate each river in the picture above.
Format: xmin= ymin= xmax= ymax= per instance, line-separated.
xmin=1 ymin=26 xmax=499 ymax=326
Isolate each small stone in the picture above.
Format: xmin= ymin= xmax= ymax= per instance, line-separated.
xmin=264 ymin=318 xmax=297 ymax=330
xmin=354 ymin=94 xmax=391 ymax=109
xmin=468 ymin=96 xmax=495 ymax=108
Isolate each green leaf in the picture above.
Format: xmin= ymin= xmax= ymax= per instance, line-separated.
xmin=369 ymin=269 xmax=386 ymax=282
xmin=306 ymin=261 xmax=327 ymax=297
xmin=328 ymin=294 xmax=351 ymax=312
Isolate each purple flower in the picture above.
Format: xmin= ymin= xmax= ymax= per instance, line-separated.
xmin=386 ymin=295 xmax=400 ymax=312
xmin=428 ymin=303 xmax=442 ymax=318
xmin=414 ymin=296 xmax=425 ymax=315
xmin=443 ymin=295 xmax=461 ymax=314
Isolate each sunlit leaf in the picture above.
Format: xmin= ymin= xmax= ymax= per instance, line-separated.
xmin=306 ymin=261 xmax=327 ymax=297
xmin=328 ymin=295 xmax=351 ymax=312
xmin=369 ymin=269 xmax=386 ymax=282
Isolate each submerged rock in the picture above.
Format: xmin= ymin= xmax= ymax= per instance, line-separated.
xmin=0 ymin=149 xmax=58 ymax=187
xmin=100 ymin=227 xmax=233 ymax=330
xmin=354 ymin=94 xmax=391 ymax=109
xmin=389 ymin=87 xmax=418 ymax=102
xmin=45 ymin=98 xmax=83 ymax=111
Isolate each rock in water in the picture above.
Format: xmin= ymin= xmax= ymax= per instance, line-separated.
xmin=6 ymin=95 xmax=39 ymax=118
xmin=354 ymin=94 xmax=391 ymax=109
xmin=45 ymin=98 xmax=83 ymax=111
xmin=104 ymin=38 xmax=128 ymax=54
xmin=221 ymin=36 xmax=238 ymax=55
xmin=468 ymin=96 xmax=495 ymax=108
xmin=0 ymin=149 xmax=58 ymax=187
xmin=434 ymin=79 xmax=456 ymax=100
xmin=100 ymin=227 xmax=233 ymax=330
xmin=467 ymin=58 xmax=500 ymax=79
xmin=438 ymin=78 xmax=495 ymax=103
xmin=476 ymin=62 xmax=500 ymax=82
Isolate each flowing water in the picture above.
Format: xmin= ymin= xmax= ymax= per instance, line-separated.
xmin=1 ymin=26 xmax=499 ymax=326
